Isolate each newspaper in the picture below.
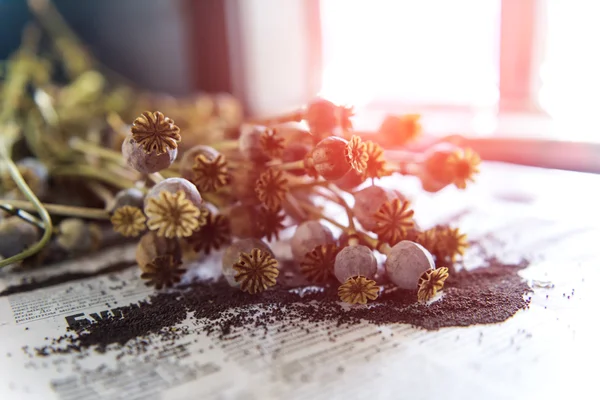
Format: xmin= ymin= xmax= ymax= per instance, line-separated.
xmin=0 ymin=164 xmax=598 ymax=400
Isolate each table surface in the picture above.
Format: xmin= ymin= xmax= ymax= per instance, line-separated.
xmin=1 ymin=162 xmax=599 ymax=400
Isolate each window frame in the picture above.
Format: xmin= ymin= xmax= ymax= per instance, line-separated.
xmin=498 ymin=0 xmax=547 ymax=113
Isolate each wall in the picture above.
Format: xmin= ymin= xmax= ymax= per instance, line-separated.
xmin=0 ymin=0 xmax=193 ymax=95
xmin=1 ymin=0 xmax=318 ymax=110
xmin=230 ymin=0 xmax=314 ymax=116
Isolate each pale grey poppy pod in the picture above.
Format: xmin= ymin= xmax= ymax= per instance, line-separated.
xmin=333 ymin=245 xmax=377 ymax=284
xmin=385 ymin=240 xmax=435 ymax=289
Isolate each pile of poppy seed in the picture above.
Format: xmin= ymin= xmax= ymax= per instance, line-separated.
xmin=33 ymin=256 xmax=530 ymax=358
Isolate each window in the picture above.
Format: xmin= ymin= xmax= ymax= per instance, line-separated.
xmin=538 ymin=0 xmax=600 ymax=142
xmin=320 ymin=0 xmax=501 ymax=109
xmin=318 ymin=0 xmax=600 ymax=142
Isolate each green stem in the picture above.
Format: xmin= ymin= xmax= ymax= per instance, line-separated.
xmin=358 ymin=232 xmax=384 ymax=252
xmin=0 ymin=33 xmax=37 ymax=125
xmin=32 ymin=88 xmax=59 ymax=127
xmin=161 ymin=169 xmax=179 ymax=178
xmin=27 ymin=0 xmax=93 ymax=77
xmin=212 ymin=140 xmax=239 ymax=151
xmin=246 ymin=110 xmax=303 ymax=126
xmin=23 ymin=113 xmax=70 ymax=163
xmin=106 ymin=111 xmax=128 ymax=135
xmin=51 ymin=165 xmax=133 ymax=189
xmin=203 ymin=192 xmax=227 ymax=209
xmin=105 ymin=163 xmax=140 ymax=182
xmin=0 ymin=142 xmax=53 ymax=268
xmin=297 ymin=200 xmax=348 ymax=231
xmin=289 ymin=179 xmax=329 ymax=191
xmin=0 ymin=199 xmax=109 ymax=220
xmin=271 ymin=159 xmax=306 ymax=172
xmin=86 ymin=181 xmax=115 ymax=206
xmin=168 ymin=160 xmax=181 ymax=170
xmin=69 ymin=137 xmax=125 ymax=165
xmin=320 ymin=186 xmax=356 ymax=231
xmin=148 ymin=172 xmax=165 ymax=184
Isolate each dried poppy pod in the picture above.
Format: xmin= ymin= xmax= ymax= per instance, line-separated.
xmin=230 ymin=167 xmax=262 ymax=204
xmin=111 ymin=206 xmax=146 ymax=237
xmin=179 ymin=144 xmax=220 ymax=182
xmin=122 ymin=133 xmax=178 ymax=174
xmin=290 ymin=221 xmax=335 ymax=263
xmin=144 ymin=178 xmax=207 ymax=238
xmin=304 ymin=98 xmax=339 ymax=136
xmin=186 ymin=212 xmax=231 ymax=254
xmin=275 ymin=122 xmax=313 ymax=147
xmin=352 ymin=186 xmax=399 ymax=231
xmin=378 ymin=114 xmax=421 ymax=147
xmin=222 ymin=238 xmax=274 ymax=288
xmin=418 ymin=225 xmax=468 ymax=268
xmin=373 ymin=198 xmax=415 ymax=246
xmin=418 ymin=144 xmax=481 ymax=192
xmin=141 ymin=254 xmax=186 ymax=290
xmin=300 ymin=244 xmax=339 ymax=283
xmin=338 ymin=231 xmax=372 ymax=249
xmin=255 ymin=168 xmax=288 ymax=210
xmin=338 ymin=275 xmax=379 ymax=305
xmin=304 ymin=98 xmax=353 ymax=137
xmin=228 ymin=204 xmax=262 ymax=238
xmin=56 ymin=218 xmax=102 ymax=254
xmin=136 ymin=231 xmax=181 ymax=271
xmin=447 ymin=148 xmax=481 ymax=189
xmin=107 ymin=188 xmax=145 ymax=214
xmin=308 ymin=136 xmax=351 ymax=181
xmin=418 ymin=267 xmax=450 ymax=302
xmin=187 ymin=148 xmax=228 ymax=193
xmin=259 ymin=128 xmax=285 ymax=159
xmin=281 ymin=143 xmax=312 ymax=176
xmin=257 ymin=206 xmax=285 ymax=241
xmin=333 ymin=168 xmax=365 ymax=191
xmin=122 ymin=110 xmax=181 ymax=173
xmin=420 ymin=143 xmax=461 ymax=187
xmin=418 ymin=169 xmax=450 ymax=193
xmin=233 ymin=248 xmax=279 ymax=294
xmin=361 ymin=140 xmax=390 ymax=181
xmin=401 ymin=225 xmax=421 ymax=243
xmin=144 ymin=177 xmax=203 ymax=210
xmin=1 ymin=157 xmax=49 ymax=199
xmin=384 ymin=240 xmax=435 ymax=289
xmin=239 ymin=124 xmax=271 ymax=163
xmin=333 ymin=244 xmax=377 ymax=284
xmin=0 ymin=217 xmax=39 ymax=259
xmin=345 ymin=135 xmax=369 ymax=173
xmin=131 ymin=110 xmax=181 ymax=154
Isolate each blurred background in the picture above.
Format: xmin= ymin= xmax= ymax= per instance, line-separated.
xmin=1 ymin=0 xmax=599 ymax=170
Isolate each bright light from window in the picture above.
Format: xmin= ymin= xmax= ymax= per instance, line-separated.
xmin=538 ymin=0 xmax=600 ymax=142
xmin=319 ymin=0 xmax=501 ymax=108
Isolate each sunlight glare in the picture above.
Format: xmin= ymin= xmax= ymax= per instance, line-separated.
xmin=538 ymin=0 xmax=600 ymax=142
xmin=319 ymin=0 xmax=501 ymax=107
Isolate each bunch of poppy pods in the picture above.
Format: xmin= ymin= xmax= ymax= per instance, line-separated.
xmin=114 ymin=102 xmax=477 ymax=304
